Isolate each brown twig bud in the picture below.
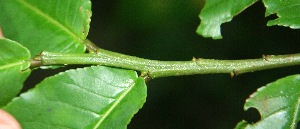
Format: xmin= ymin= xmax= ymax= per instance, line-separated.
xmin=0 ymin=27 xmax=4 ymax=38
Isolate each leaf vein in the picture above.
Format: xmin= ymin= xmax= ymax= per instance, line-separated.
xmin=85 ymin=71 xmax=127 ymax=89
xmin=93 ymin=79 xmax=137 ymax=128
xmin=0 ymin=61 xmax=27 ymax=70
xmin=291 ymin=96 xmax=300 ymax=128
xmin=17 ymin=0 xmax=83 ymax=42
xmin=60 ymin=80 xmax=116 ymax=100
xmin=42 ymin=91 xmax=99 ymax=117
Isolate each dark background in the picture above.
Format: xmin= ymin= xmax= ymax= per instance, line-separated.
xmin=26 ymin=0 xmax=300 ymax=128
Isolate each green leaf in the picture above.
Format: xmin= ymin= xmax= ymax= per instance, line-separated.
xmin=197 ymin=0 xmax=300 ymax=39
xmin=0 ymin=38 xmax=31 ymax=107
xmin=196 ymin=0 xmax=258 ymax=39
xmin=235 ymin=75 xmax=300 ymax=129
xmin=0 ymin=0 xmax=92 ymax=56
xmin=264 ymin=0 xmax=300 ymax=29
xmin=3 ymin=66 xmax=147 ymax=129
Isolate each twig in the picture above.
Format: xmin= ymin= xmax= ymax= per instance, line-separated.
xmin=32 ymin=41 xmax=300 ymax=79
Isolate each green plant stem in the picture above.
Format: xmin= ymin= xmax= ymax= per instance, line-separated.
xmin=35 ymin=49 xmax=300 ymax=79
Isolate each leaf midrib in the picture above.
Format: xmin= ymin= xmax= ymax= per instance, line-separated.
xmin=93 ymin=79 xmax=137 ymax=128
xmin=291 ymin=96 xmax=300 ymax=129
xmin=17 ymin=0 xmax=83 ymax=42
xmin=0 ymin=61 xmax=27 ymax=70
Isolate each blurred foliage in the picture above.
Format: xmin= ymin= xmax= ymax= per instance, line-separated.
xmin=25 ymin=0 xmax=300 ymax=128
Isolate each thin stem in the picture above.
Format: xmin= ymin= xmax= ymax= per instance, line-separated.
xmin=34 ymin=49 xmax=300 ymax=79
xmin=84 ymin=39 xmax=99 ymax=53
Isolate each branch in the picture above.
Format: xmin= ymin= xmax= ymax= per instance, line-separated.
xmin=33 ymin=47 xmax=300 ymax=79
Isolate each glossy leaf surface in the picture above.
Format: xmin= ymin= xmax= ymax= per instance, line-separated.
xmin=264 ymin=0 xmax=300 ymax=28
xmin=235 ymin=75 xmax=300 ymax=129
xmin=0 ymin=0 xmax=91 ymax=56
xmin=0 ymin=38 xmax=31 ymax=107
xmin=196 ymin=0 xmax=258 ymax=39
xmin=4 ymin=66 xmax=147 ymax=129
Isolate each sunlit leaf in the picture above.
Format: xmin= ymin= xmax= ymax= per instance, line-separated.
xmin=4 ymin=66 xmax=147 ymax=129
xmin=0 ymin=38 xmax=31 ymax=107
xmin=235 ymin=75 xmax=300 ymax=129
xmin=264 ymin=0 xmax=300 ymax=29
xmin=0 ymin=0 xmax=92 ymax=56
xmin=196 ymin=0 xmax=258 ymax=39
